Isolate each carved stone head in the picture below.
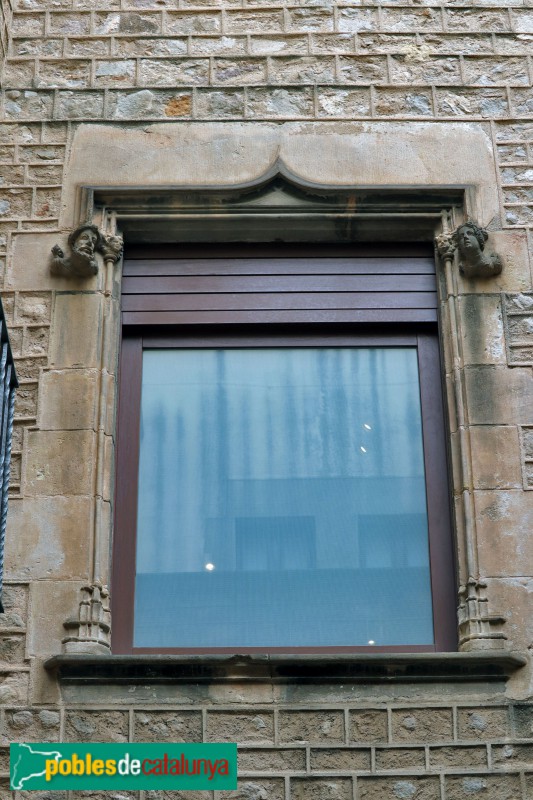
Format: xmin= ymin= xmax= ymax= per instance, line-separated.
xmin=452 ymin=222 xmax=502 ymax=279
xmin=454 ymin=222 xmax=487 ymax=258
xmin=68 ymin=224 xmax=103 ymax=261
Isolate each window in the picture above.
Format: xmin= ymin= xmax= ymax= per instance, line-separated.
xmin=112 ymin=246 xmax=457 ymax=653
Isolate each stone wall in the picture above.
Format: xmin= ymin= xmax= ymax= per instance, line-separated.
xmin=1 ymin=0 xmax=533 ymax=798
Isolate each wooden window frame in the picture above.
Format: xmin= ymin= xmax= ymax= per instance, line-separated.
xmin=112 ymin=324 xmax=457 ymax=656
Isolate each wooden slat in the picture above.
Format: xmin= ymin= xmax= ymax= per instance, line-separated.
xmin=123 ymin=257 xmax=435 ymax=278
xmin=122 ymin=291 xmax=438 ymax=313
xmin=123 ymin=309 xmax=438 ymax=325
xmin=122 ymin=273 xmax=437 ymax=294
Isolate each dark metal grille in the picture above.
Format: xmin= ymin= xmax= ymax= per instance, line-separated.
xmin=0 ymin=298 xmax=17 ymax=613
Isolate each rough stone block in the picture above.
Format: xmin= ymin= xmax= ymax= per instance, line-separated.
xmin=65 ymin=710 xmax=129 ymax=742
xmin=108 ymin=89 xmax=193 ymax=118
xmin=3 ymin=708 xmax=60 ymax=743
xmin=457 ymin=707 xmax=509 ymax=740
xmin=23 ymin=326 xmax=49 ymax=357
xmin=338 ymin=56 xmax=388 ymax=84
xmin=205 ymin=712 xmax=274 ymax=744
xmin=463 ymin=56 xmax=529 ymax=86
xmin=48 ymin=12 xmax=91 ymax=35
xmin=145 ymin=792 xmax=212 ymax=800
xmin=95 ymin=11 xmax=162 ymax=35
xmin=374 ymin=89 xmax=433 ymax=116
xmin=94 ymin=59 xmax=136 ymax=85
xmin=470 ymin=427 xmax=522 ymax=490
xmin=37 ymin=60 xmax=91 ymax=89
xmin=56 ymin=91 xmax=105 ymax=119
xmin=139 ymin=58 xmax=209 ymax=86
xmin=25 ymin=429 xmax=95 ymax=495
xmin=0 ymin=584 xmax=27 ymax=627
xmin=16 ymin=292 xmax=52 ymax=324
xmin=14 ymin=384 xmax=37 ymax=418
xmin=11 ymin=13 xmax=46 ymax=36
xmin=0 ymin=635 xmax=26 ymax=663
xmin=429 ymin=745 xmax=487 ymax=768
xmin=436 ymin=87 xmax=508 ymax=116
xmin=420 ymin=34 xmax=493 ymax=54
xmin=286 ymin=8 xmax=334 ymax=31
xmin=238 ymin=748 xmax=306 ymax=772
xmin=446 ymin=9 xmax=511 ymax=30
xmin=337 ymin=8 xmax=378 ymax=32
xmin=316 ymin=88 xmax=370 ymax=117
xmin=445 ymin=774 xmax=521 ymax=799
xmin=279 ymin=711 xmax=345 ymax=744
xmin=349 ymin=711 xmax=388 ymax=744
xmin=213 ymin=58 xmax=266 ymax=85
xmin=310 ymin=747 xmax=371 ymax=771
xmin=391 ymin=709 xmax=453 ymax=743
xmin=165 ymin=11 xmax=222 ymax=34
xmin=0 ymin=188 xmax=32 ymax=218
xmin=380 ymin=8 xmax=443 ymax=31
xmin=0 ymin=672 xmax=29 ymax=705
xmin=133 ymin=711 xmax=202 ymax=742
xmin=18 ymin=144 xmax=65 ymax=162
xmin=358 ymin=777 xmax=440 ymax=799
xmin=224 ymin=779 xmax=284 ymax=799
xmin=196 ymin=90 xmax=245 ymax=118
xmin=392 ymin=55 xmax=462 ymax=85
xmin=374 ymin=747 xmax=425 ymax=771
xmin=191 ymin=36 xmax=247 ymax=56
xmin=310 ymin=33 xmax=355 ymax=53
xmin=492 ymin=743 xmax=533 ymax=767
xmin=67 ymin=38 xmax=112 ymax=57
xmin=291 ymin=778 xmax=352 ymax=800
xmin=26 ymin=164 xmax=63 ymax=184
xmin=269 ymin=56 xmax=335 ymax=84
xmin=246 ymin=87 xmax=314 ymax=117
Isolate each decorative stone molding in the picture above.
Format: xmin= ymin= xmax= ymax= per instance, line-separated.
xmin=458 ymin=579 xmax=507 ymax=651
xmin=435 ymin=222 xmax=503 ymax=279
xmin=62 ymin=583 xmax=111 ymax=655
xmin=50 ymin=224 xmax=123 ymax=278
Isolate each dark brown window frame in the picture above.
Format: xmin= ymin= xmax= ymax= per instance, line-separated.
xmin=112 ymin=246 xmax=457 ymax=655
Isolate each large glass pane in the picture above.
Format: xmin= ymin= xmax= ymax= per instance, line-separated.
xmin=134 ymin=347 xmax=434 ymax=647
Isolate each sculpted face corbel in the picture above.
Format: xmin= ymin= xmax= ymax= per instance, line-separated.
xmin=452 ymin=222 xmax=503 ymax=279
xmin=50 ymin=224 xmax=122 ymax=278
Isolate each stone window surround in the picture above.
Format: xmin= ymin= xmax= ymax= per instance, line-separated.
xmin=52 ymin=120 xmax=516 ymax=661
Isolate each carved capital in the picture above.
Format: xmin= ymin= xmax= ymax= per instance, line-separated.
xmin=458 ymin=578 xmax=507 ymax=651
xmin=435 ymin=232 xmax=456 ymax=262
xmin=62 ymin=582 xmax=111 ymax=655
xmin=101 ymin=233 xmax=124 ymax=264
xmin=50 ymin=225 xmax=122 ymax=278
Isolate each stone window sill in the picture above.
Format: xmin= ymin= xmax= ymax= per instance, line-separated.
xmin=44 ymin=651 xmax=526 ymax=685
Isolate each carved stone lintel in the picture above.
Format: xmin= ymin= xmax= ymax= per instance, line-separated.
xmin=50 ymin=225 xmax=123 ymax=278
xmin=458 ymin=578 xmax=507 ymax=651
xmin=435 ymin=221 xmax=503 ymax=279
xmin=62 ymin=582 xmax=111 ymax=655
